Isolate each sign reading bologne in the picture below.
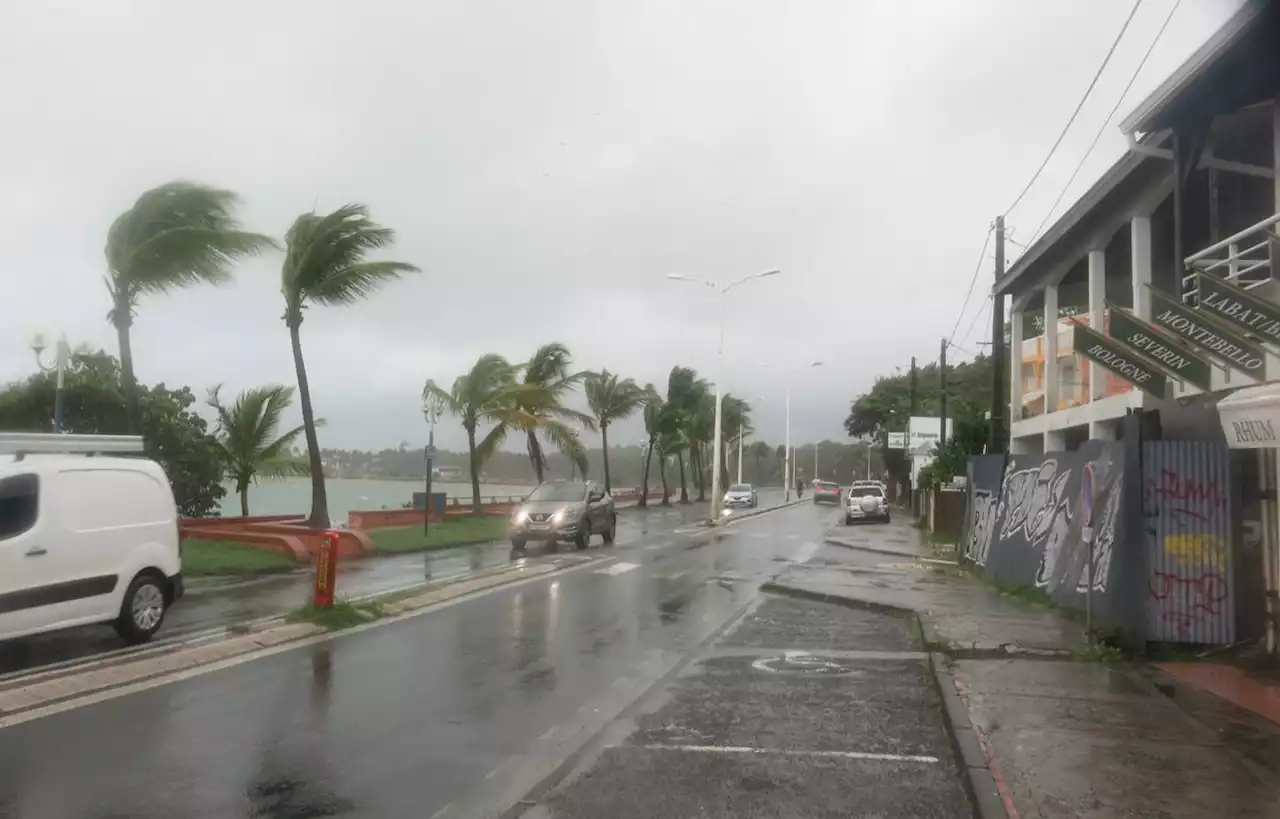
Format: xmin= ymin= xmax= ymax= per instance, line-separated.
xmin=1106 ymin=305 xmax=1212 ymax=391
xmin=1072 ymin=322 xmax=1167 ymax=397
xmin=1148 ymin=287 xmax=1267 ymax=379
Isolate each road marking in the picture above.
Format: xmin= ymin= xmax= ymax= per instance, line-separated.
xmin=658 ymin=570 xmax=688 ymax=581
xmin=594 ymin=561 xmax=640 ymax=576
xmin=640 ymin=744 xmax=938 ymax=764
xmin=790 ymin=540 xmax=819 ymax=563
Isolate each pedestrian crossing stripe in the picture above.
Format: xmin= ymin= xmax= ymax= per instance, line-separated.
xmin=594 ymin=561 xmax=640 ymax=576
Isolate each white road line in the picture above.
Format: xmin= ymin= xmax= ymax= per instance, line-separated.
xmin=790 ymin=540 xmax=819 ymax=563
xmin=641 ymin=744 xmax=938 ymax=764
xmin=658 ymin=570 xmax=688 ymax=581
xmin=594 ymin=561 xmax=641 ymax=576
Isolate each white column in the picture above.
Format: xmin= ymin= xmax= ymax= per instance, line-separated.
xmin=1088 ymin=249 xmax=1106 ymax=402
xmin=1044 ymin=429 xmax=1066 ymax=451
xmin=1043 ymin=284 xmax=1060 ymax=414
xmin=1009 ymin=307 xmax=1024 ymax=426
xmin=1131 ymin=216 xmax=1152 ymax=319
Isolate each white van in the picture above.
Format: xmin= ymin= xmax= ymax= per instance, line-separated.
xmin=0 ymin=434 xmax=184 ymax=644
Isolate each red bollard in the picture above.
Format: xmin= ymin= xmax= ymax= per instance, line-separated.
xmin=313 ymin=531 xmax=339 ymax=609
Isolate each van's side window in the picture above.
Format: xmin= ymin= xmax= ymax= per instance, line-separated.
xmin=0 ymin=473 xmax=39 ymax=541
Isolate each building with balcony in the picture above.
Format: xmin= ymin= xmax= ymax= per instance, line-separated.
xmin=997 ymin=0 xmax=1280 ymax=454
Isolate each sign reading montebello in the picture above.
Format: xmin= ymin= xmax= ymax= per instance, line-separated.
xmin=1194 ymin=271 xmax=1280 ymax=347
xmin=1106 ymin=305 xmax=1212 ymax=391
xmin=1148 ymin=287 xmax=1267 ymax=379
xmin=1072 ymin=322 xmax=1167 ymax=397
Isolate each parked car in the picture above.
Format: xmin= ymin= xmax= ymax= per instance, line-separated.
xmin=849 ymin=479 xmax=887 ymax=495
xmin=509 ymin=480 xmax=616 ymax=553
xmin=0 ymin=434 xmax=184 ymax=645
xmin=812 ymin=480 xmax=842 ymax=505
xmin=723 ymin=483 xmax=758 ymax=509
xmin=846 ymin=483 xmax=890 ymax=524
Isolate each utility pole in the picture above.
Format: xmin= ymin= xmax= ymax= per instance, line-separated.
xmin=990 ymin=215 xmax=1006 ymax=454
xmin=909 ymin=356 xmax=918 ymax=416
xmin=940 ymin=337 xmax=949 ymax=450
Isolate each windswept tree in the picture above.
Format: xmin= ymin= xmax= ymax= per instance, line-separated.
xmin=664 ymin=366 xmax=708 ymax=504
xmin=106 ymin=181 xmax=276 ymax=433
xmin=515 ymin=343 xmax=594 ymax=482
xmin=207 ymin=384 xmax=315 ymax=516
xmin=423 ymin=354 xmax=539 ymax=515
xmin=720 ymin=395 xmax=752 ymax=490
xmin=584 ymin=370 xmax=649 ymax=493
xmin=281 ymin=204 xmax=419 ymax=528
xmin=639 ymin=385 xmax=663 ymax=507
xmin=752 ymin=440 xmax=771 ymax=484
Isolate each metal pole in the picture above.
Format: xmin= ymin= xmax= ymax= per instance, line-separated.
xmin=710 ymin=292 xmax=725 ymax=522
xmin=939 ymin=338 xmax=949 ymax=449
xmin=784 ymin=385 xmax=791 ymax=501
xmin=990 ymin=215 xmax=1006 ymax=454
xmin=423 ymin=412 xmax=436 ymax=537
xmin=736 ymin=430 xmax=743 ymax=484
xmin=53 ymin=337 xmax=67 ymax=434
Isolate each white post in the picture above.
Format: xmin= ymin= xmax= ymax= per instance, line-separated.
xmin=1131 ymin=216 xmax=1152 ymax=320
xmin=710 ymin=295 xmax=725 ymax=522
xmin=784 ymin=385 xmax=792 ymax=501
xmin=814 ymin=442 xmax=819 ymax=481
xmin=1087 ymin=249 xmax=1106 ymax=402
xmin=1009 ymin=309 xmax=1024 ymax=429
xmin=1043 ymin=283 xmax=1060 ymax=414
xmin=736 ymin=430 xmax=743 ymax=484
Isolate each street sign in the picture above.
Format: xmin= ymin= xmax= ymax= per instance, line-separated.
xmin=1148 ymin=286 xmax=1267 ymax=380
xmin=1072 ymin=322 xmax=1168 ymax=397
xmin=424 ymin=445 xmax=438 ymax=460
xmin=887 ymin=432 xmax=906 ymax=449
xmin=1106 ymin=304 xmax=1213 ymax=391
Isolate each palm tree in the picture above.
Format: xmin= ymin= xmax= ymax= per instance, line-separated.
xmin=751 ymin=440 xmax=771 ymax=484
xmin=515 ymin=343 xmax=594 ymax=482
xmin=719 ymin=395 xmax=752 ymax=490
xmin=665 ymin=367 xmax=708 ymax=504
xmin=207 ymin=384 xmax=316 ymax=516
xmin=423 ymin=355 xmax=539 ymax=515
xmin=281 ymin=204 xmax=419 ymax=528
xmin=106 ymin=181 xmax=275 ymax=434
xmin=584 ymin=370 xmax=649 ymax=493
xmin=639 ymin=385 xmax=663 ymax=507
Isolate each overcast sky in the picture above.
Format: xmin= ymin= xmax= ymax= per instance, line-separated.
xmin=0 ymin=0 xmax=1242 ymax=453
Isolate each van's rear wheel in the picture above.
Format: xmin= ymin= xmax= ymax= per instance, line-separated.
xmin=114 ymin=573 xmax=166 ymax=644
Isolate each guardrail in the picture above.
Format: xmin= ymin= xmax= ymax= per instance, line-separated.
xmin=1183 ymin=211 xmax=1280 ymax=300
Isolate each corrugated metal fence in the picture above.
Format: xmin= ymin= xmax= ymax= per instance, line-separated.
xmin=1143 ymin=441 xmax=1235 ymax=644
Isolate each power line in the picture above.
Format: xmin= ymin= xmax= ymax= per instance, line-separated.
xmin=1003 ymin=0 xmax=1145 ymax=218
xmin=958 ymin=295 xmax=993 ymax=354
xmin=946 ymin=224 xmax=995 ymax=348
xmin=1026 ymin=0 xmax=1182 ymax=246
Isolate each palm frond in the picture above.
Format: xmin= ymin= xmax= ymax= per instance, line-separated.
xmin=541 ymin=420 xmax=589 ymax=474
xmin=306 ymin=261 xmax=421 ymax=306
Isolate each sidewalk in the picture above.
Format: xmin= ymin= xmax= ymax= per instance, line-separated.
xmin=769 ymin=534 xmax=1280 ymax=819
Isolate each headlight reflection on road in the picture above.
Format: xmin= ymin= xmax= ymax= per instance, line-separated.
xmin=511 ymin=590 xmax=524 ymax=639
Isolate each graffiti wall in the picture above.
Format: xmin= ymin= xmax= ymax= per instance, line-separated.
xmin=1143 ymin=441 xmax=1235 ymax=644
xmin=962 ymin=442 xmax=1127 ymax=619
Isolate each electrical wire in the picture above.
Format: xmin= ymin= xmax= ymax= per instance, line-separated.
xmin=1026 ymin=0 xmax=1182 ymax=246
xmin=1002 ymin=0 xmax=1145 ymax=218
xmin=958 ymin=295 xmax=993 ymax=355
xmin=946 ymin=224 xmax=995 ymax=349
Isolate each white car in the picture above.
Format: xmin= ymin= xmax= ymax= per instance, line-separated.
xmin=723 ymin=484 xmax=758 ymax=509
xmin=0 ymin=434 xmax=184 ymax=644
xmin=845 ymin=484 xmax=890 ymax=524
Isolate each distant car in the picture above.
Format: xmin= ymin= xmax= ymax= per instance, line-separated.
xmin=846 ymin=484 xmax=890 ymax=524
xmin=812 ymin=480 xmax=842 ymax=505
xmin=723 ymin=483 xmax=758 ymax=509
xmin=849 ymin=480 xmax=887 ymax=495
xmin=509 ymin=480 xmax=616 ymax=553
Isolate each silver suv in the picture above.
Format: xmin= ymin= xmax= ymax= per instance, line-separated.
xmin=845 ymin=483 xmax=890 ymax=524
xmin=509 ymin=480 xmax=617 ymax=553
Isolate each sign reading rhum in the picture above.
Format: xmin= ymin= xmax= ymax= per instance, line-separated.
xmin=1148 ymin=287 xmax=1267 ymax=380
xmin=1106 ymin=305 xmax=1212 ymax=391
xmin=1072 ymin=322 xmax=1167 ymax=397
xmin=1194 ymin=271 xmax=1280 ymax=348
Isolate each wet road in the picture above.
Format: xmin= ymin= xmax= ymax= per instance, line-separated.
xmin=0 ymin=498 xmax=834 ymax=819
xmin=0 ymin=494 xmax=784 ymax=677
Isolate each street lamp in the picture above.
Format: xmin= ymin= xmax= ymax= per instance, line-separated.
xmin=32 ymin=333 xmax=83 ymax=433
xmin=668 ymin=269 xmax=780 ymax=522
xmin=422 ymin=396 xmax=445 ymax=537
xmin=758 ymin=360 xmax=823 ymax=500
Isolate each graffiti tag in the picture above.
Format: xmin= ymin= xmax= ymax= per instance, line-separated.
xmin=966 ymin=489 xmax=998 ymax=566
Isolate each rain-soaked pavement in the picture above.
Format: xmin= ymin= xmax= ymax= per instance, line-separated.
xmin=0 ymin=496 xmax=914 ymax=819
xmin=0 ymin=494 xmax=782 ymax=677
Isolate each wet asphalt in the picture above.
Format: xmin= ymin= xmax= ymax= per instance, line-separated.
xmin=0 ymin=498 xmax=966 ymax=819
xmin=0 ymin=494 xmax=780 ymax=676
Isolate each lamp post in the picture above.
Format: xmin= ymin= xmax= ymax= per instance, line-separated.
xmin=32 ymin=333 xmax=82 ymax=433
xmin=668 ymin=269 xmax=780 ymax=523
xmin=423 ymin=397 xmax=444 ymax=537
xmin=757 ymin=361 xmax=822 ymax=500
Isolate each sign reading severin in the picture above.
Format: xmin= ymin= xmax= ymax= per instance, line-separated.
xmin=1106 ymin=305 xmax=1212 ymax=391
xmin=1148 ymin=288 xmax=1267 ymax=379
xmin=1194 ymin=271 xmax=1280 ymax=347
xmin=1072 ymin=322 xmax=1167 ymax=397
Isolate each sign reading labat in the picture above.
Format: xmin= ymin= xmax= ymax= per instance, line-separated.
xmin=1195 ymin=272 xmax=1280 ymax=347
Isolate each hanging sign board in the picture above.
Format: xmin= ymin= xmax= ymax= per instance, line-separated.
xmin=1148 ymin=287 xmax=1266 ymax=380
xmin=1193 ymin=271 xmax=1280 ymax=349
xmin=1072 ymin=322 xmax=1167 ymax=397
xmin=1106 ymin=305 xmax=1212 ymax=391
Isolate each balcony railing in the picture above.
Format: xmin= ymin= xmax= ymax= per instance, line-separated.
xmin=1183 ymin=211 xmax=1280 ymax=301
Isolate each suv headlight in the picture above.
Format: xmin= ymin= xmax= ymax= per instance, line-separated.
xmin=553 ymin=507 xmax=580 ymax=524
xmin=512 ymin=509 xmax=529 ymax=524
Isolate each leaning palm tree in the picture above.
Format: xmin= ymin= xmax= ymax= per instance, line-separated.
xmin=106 ymin=181 xmax=276 ymax=434
xmin=665 ymin=367 xmax=708 ymax=504
xmin=423 ymin=354 xmax=540 ymax=515
xmin=751 ymin=440 xmax=771 ymax=485
xmin=638 ymin=385 xmax=663 ymax=508
xmin=584 ymin=370 xmax=650 ymax=493
xmin=719 ymin=395 xmax=752 ymax=491
xmin=207 ymin=384 xmax=317 ymax=516
xmin=281 ymin=204 xmax=420 ymax=528
xmin=515 ymin=343 xmax=595 ymax=482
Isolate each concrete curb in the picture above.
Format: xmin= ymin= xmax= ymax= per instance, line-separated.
xmin=713 ymin=498 xmax=814 ymax=527
xmin=821 ymin=538 xmax=928 ymax=560
xmin=761 ymin=579 xmax=1010 ymax=819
